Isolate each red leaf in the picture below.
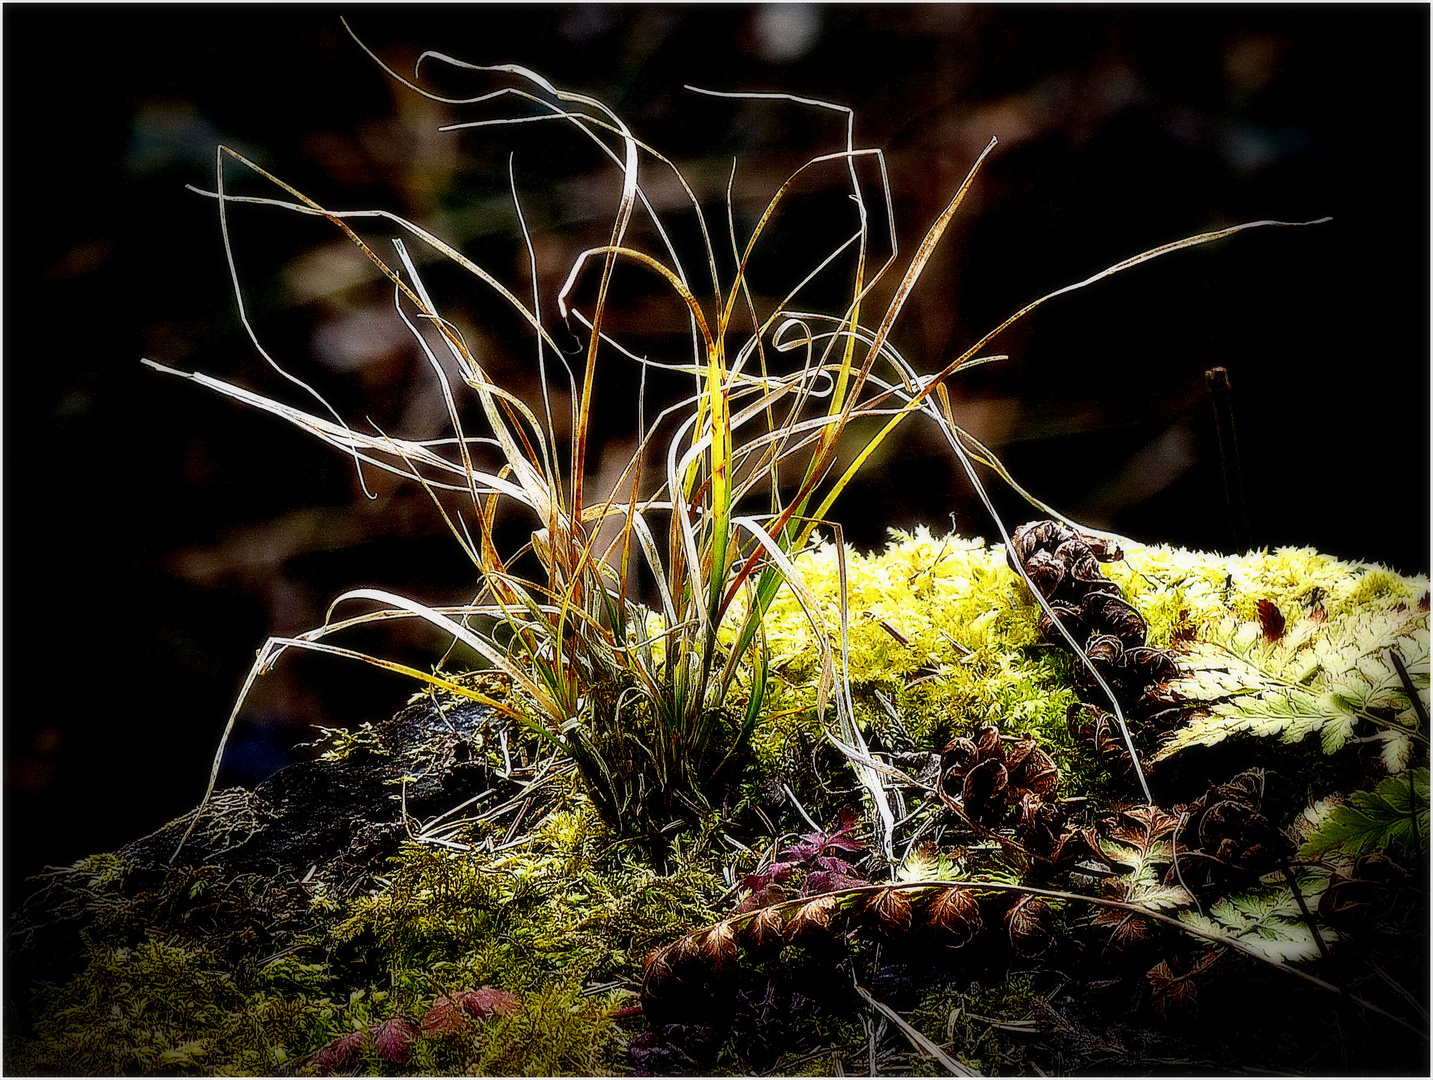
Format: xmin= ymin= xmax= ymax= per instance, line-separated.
xmin=372 ymin=1015 xmax=420 ymax=1065
xmin=459 ymin=986 xmax=521 ymax=1019
xmin=420 ymin=996 xmax=468 ymax=1035
xmin=312 ymin=1029 xmax=369 ymax=1074
xmin=1256 ymin=599 xmax=1286 ymax=642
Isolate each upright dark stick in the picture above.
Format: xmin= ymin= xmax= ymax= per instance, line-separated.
xmin=1206 ymin=366 xmax=1251 ymax=555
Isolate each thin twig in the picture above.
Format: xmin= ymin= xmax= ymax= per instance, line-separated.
xmin=1206 ymin=366 xmax=1251 ymax=555
xmin=1388 ymin=648 xmax=1428 ymax=729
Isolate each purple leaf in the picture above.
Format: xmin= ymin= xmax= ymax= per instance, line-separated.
xmin=814 ymin=855 xmax=861 ymax=876
xmin=801 ymin=870 xmax=867 ymax=896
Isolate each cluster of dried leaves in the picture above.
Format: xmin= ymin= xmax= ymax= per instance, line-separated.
xmin=1008 ymin=519 xmax=1181 ymax=784
xmin=936 ymin=723 xmax=1103 ymax=874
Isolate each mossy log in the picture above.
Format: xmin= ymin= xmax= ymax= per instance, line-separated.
xmin=6 ymin=529 xmax=1429 ymax=1076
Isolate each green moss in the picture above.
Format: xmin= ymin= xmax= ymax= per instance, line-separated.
xmin=452 ymin=982 xmax=624 ymax=1076
xmin=12 ymin=939 xmax=247 ymax=1075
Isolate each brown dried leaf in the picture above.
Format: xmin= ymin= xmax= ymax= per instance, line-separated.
xmin=1147 ymin=950 xmax=1221 ymax=1021
xmin=1050 ymin=826 xmax=1112 ymax=872
xmin=862 ymin=887 xmax=913 ymax=939
xmin=1092 ymin=906 xmax=1156 ymax=951
xmin=1106 ymin=804 xmax=1182 ymax=850
xmin=924 ymin=886 xmax=982 ymax=946
xmin=788 ymin=894 xmax=842 ymax=943
xmin=1005 ymin=894 xmax=1054 ymax=956
xmin=739 ymin=905 xmax=788 ymax=955
xmin=699 ymin=920 xmax=739 ymax=973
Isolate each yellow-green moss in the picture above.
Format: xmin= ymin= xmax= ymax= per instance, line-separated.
xmin=741 ymin=527 xmax=1427 ymax=766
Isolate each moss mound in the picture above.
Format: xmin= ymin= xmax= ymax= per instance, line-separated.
xmin=7 ymin=529 xmax=1428 ymax=1075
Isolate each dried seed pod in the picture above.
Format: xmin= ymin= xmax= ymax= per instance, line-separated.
xmin=1083 ymin=633 xmax=1123 ymax=667
xmin=1009 ymin=520 xmax=1074 ymax=567
xmin=973 ymin=724 xmax=1004 ymax=762
xmin=739 ymin=905 xmax=788 ymax=956
xmin=1004 ymin=894 xmax=1054 ymax=956
xmin=941 ymin=737 xmax=979 ymax=779
xmin=1073 ymin=634 xmax=1124 ymax=698
xmin=1085 ymin=534 xmax=1124 ymax=562
xmin=1003 ymin=736 xmax=1034 ymax=770
xmin=1119 ymin=646 xmax=1179 ymax=684
xmin=961 ymin=758 xmax=1009 ymax=824
xmin=1070 ymin=702 xmax=1142 ymax=784
xmin=1023 ymin=548 xmax=1067 ymax=597
xmin=1082 ymin=592 xmax=1147 ymax=647
xmin=1066 ymin=700 xmax=1097 ymax=740
xmin=1015 ymin=792 xmax=1065 ymax=854
xmin=861 ymin=887 xmax=914 ymax=940
xmin=1038 ymin=603 xmax=1087 ymax=645
xmin=923 ymin=886 xmax=982 ymax=946
xmin=1010 ymin=743 xmax=1059 ymax=798
xmin=1176 ymin=770 xmax=1295 ymax=895
xmin=1092 ymin=713 xmax=1143 ymax=785
xmin=1067 ymin=552 xmax=1121 ymax=598
xmin=1318 ymin=854 xmax=1406 ymax=928
xmin=1054 ymin=537 xmax=1093 ymax=567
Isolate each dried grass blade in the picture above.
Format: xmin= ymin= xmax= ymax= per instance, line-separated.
xmin=853 ymin=984 xmax=982 ymax=1076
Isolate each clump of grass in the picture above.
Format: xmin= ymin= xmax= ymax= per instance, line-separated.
xmin=145 ymin=23 xmax=1326 ymax=856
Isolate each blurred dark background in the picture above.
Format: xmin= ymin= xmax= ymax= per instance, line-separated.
xmin=5 ymin=5 xmax=1428 ymax=903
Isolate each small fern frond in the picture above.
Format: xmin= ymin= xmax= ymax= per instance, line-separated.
xmin=1155 ymin=607 xmax=1428 ymax=769
xmin=1299 ymin=769 xmax=1430 ymax=860
xmin=1180 ymin=878 xmax=1327 ymax=965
